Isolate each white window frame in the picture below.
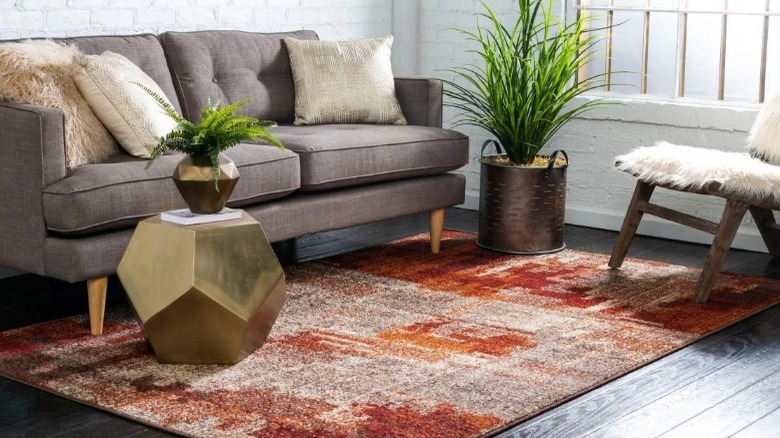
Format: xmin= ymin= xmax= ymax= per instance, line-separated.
xmin=569 ymin=0 xmax=776 ymax=104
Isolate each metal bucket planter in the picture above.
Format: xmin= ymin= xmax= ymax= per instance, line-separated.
xmin=477 ymin=140 xmax=568 ymax=254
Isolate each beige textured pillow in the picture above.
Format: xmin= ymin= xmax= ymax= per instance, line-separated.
xmin=74 ymin=51 xmax=178 ymax=158
xmin=284 ymin=36 xmax=407 ymax=125
xmin=0 ymin=40 xmax=118 ymax=168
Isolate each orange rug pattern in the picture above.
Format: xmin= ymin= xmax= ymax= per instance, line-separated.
xmin=1 ymin=230 xmax=779 ymax=437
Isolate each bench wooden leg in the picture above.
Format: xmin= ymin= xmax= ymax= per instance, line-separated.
xmin=693 ymin=199 xmax=749 ymax=302
xmin=609 ymin=181 xmax=655 ymax=269
xmin=749 ymin=206 xmax=780 ymax=258
xmin=87 ymin=277 xmax=107 ymax=335
xmin=430 ymin=208 xmax=445 ymax=253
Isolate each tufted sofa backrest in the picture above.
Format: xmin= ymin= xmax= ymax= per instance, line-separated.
xmin=159 ymin=30 xmax=319 ymax=124
xmin=3 ymin=34 xmax=183 ymax=114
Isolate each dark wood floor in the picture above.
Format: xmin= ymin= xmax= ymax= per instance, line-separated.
xmin=1 ymin=207 xmax=779 ymax=438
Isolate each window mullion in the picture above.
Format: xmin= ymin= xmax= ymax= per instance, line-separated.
xmin=759 ymin=0 xmax=771 ymax=103
xmin=577 ymin=0 xmax=592 ymax=86
xmin=717 ymin=0 xmax=728 ymax=101
xmin=605 ymin=0 xmax=614 ymax=91
xmin=641 ymin=0 xmax=651 ymax=94
xmin=675 ymin=0 xmax=689 ymax=98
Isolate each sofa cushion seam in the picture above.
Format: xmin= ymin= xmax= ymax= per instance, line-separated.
xmin=287 ymin=135 xmax=468 ymax=154
xmin=161 ymin=35 xmax=191 ymax=119
xmin=300 ymin=164 xmax=465 ymax=188
xmin=42 ymin=155 xmax=299 ymax=194
xmin=45 ymin=187 xmax=299 ymax=233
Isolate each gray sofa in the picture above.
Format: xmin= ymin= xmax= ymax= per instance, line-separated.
xmin=0 ymin=30 xmax=469 ymax=335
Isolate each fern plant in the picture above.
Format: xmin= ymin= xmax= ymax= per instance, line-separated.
xmin=136 ymin=83 xmax=284 ymax=185
xmin=444 ymin=0 xmax=613 ymax=165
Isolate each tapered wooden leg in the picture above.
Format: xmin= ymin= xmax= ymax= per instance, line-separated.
xmin=693 ymin=200 xmax=749 ymax=302
xmin=87 ymin=277 xmax=108 ymax=335
xmin=609 ymin=181 xmax=656 ymax=268
xmin=430 ymin=208 xmax=445 ymax=253
xmin=749 ymin=206 xmax=780 ymax=258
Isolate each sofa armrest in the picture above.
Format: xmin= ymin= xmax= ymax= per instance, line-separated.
xmin=0 ymin=102 xmax=67 ymax=275
xmin=394 ymin=76 xmax=443 ymax=128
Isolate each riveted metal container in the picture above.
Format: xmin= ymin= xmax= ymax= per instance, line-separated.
xmin=477 ymin=154 xmax=567 ymax=254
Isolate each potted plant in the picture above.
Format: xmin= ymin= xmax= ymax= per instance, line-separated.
xmin=445 ymin=0 xmax=610 ymax=254
xmin=139 ymin=84 xmax=284 ymax=214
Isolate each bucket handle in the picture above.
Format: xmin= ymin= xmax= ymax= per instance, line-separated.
xmin=545 ymin=150 xmax=569 ymax=179
xmin=482 ymin=140 xmax=567 ymax=179
xmin=481 ymin=139 xmax=504 ymax=157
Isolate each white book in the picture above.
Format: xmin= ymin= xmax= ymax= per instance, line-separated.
xmin=160 ymin=208 xmax=241 ymax=226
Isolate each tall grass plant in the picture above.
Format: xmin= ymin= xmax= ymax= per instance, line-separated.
xmin=444 ymin=0 xmax=611 ymax=165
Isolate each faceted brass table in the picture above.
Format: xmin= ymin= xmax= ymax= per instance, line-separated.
xmin=117 ymin=211 xmax=286 ymax=365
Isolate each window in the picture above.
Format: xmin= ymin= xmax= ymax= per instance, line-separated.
xmin=574 ymin=0 xmax=780 ymax=103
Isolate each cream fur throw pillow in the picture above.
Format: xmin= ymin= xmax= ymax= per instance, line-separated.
xmin=284 ymin=36 xmax=406 ymax=125
xmin=74 ymin=51 xmax=177 ymax=158
xmin=0 ymin=40 xmax=118 ymax=168
xmin=748 ymin=88 xmax=780 ymax=164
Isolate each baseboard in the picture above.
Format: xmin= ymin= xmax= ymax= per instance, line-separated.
xmin=0 ymin=265 xmax=24 ymax=280
xmin=459 ymin=194 xmax=768 ymax=254
xmin=458 ymin=193 xmax=480 ymax=211
xmin=566 ymin=206 xmax=767 ymax=253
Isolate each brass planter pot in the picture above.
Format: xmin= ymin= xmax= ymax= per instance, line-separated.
xmin=173 ymin=154 xmax=239 ymax=214
xmin=477 ymin=141 xmax=568 ymax=255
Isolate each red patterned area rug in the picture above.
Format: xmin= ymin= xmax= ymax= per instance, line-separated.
xmin=1 ymin=230 xmax=779 ymax=437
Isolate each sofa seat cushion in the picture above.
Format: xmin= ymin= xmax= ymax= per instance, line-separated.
xmin=270 ymin=125 xmax=469 ymax=191
xmin=43 ymin=144 xmax=300 ymax=235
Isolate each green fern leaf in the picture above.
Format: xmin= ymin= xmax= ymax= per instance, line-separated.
xmin=136 ymin=88 xmax=286 ymax=184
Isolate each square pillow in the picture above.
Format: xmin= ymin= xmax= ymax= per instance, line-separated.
xmin=74 ymin=51 xmax=178 ymax=158
xmin=284 ymin=36 xmax=406 ymax=126
xmin=0 ymin=40 xmax=119 ymax=168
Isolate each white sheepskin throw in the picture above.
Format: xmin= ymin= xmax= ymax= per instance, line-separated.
xmin=748 ymin=88 xmax=780 ymax=164
xmin=0 ymin=40 xmax=118 ymax=168
xmin=615 ymin=141 xmax=780 ymax=201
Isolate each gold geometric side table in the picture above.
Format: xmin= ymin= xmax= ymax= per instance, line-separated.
xmin=117 ymin=210 xmax=286 ymax=365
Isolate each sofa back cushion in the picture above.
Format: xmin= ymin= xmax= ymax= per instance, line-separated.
xmin=159 ymin=30 xmax=318 ymax=123
xmin=54 ymin=34 xmax=181 ymax=114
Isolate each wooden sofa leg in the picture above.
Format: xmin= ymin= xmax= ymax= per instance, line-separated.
xmin=87 ymin=277 xmax=108 ymax=335
xmin=749 ymin=207 xmax=780 ymax=258
xmin=609 ymin=181 xmax=655 ymax=269
xmin=693 ymin=200 xmax=749 ymax=303
xmin=430 ymin=208 xmax=445 ymax=253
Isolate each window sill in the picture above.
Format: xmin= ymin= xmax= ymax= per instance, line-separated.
xmin=572 ymin=93 xmax=759 ymax=132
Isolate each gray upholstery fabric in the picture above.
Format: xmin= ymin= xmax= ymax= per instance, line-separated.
xmin=0 ymin=103 xmax=66 ymax=275
xmin=42 ymin=144 xmax=300 ymax=235
xmin=43 ymin=174 xmax=465 ymax=282
xmin=247 ymin=173 xmax=466 ymax=242
xmin=394 ymin=77 xmax=443 ymax=128
xmin=159 ymin=30 xmax=318 ymax=123
xmin=45 ymin=227 xmax=136 ymax=283
xmin=269 ymin=124 xmax=468 ymax=191
xmin=55 ymin=34 xmax=181 ymax=113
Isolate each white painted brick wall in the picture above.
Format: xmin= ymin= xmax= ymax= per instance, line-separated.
xmin=0 ymin=0 xmax=392 ymax=40
xmin=418 ymin=0 xmax=765 ymax=251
